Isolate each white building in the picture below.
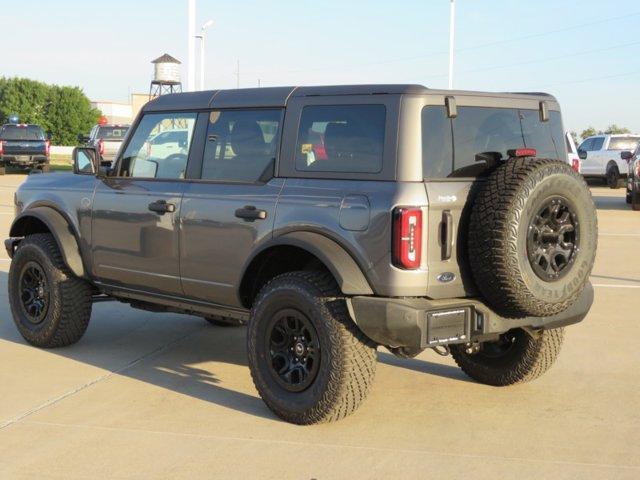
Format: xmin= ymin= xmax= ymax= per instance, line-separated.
xmin=90 ymin=100 xmax=133 ymax=124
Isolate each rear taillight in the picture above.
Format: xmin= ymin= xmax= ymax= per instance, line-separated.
xmin=392 ymin=207 xmax=423 ymax=270
xmin=508 ymin=148 xmax=537 ymax=158
xmin=571 ymin=158 xmax=580 ymax=173
xmin=45 ymin=139 xmax=50 ymax=157
xmin=98 ymin=138 xmax=104 ymax=156
xmin=635 ymin=162 xmax=640 ymax=178
xmin=0 ymin=140 xmax=3 ymax=155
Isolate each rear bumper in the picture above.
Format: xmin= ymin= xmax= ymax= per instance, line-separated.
xmin=347 ymin=282 xmax=594 ymax=348
xmin=0 ymin=155 xmax=48 ymax=165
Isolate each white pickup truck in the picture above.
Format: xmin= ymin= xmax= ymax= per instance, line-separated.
xmin=79 ymin=124 xmax=130 ymax=165
xmin=577 ymin=134 xmax=640 ymax=188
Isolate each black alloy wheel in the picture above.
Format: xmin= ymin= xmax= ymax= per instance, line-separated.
xmin=19 ymin=261 xmax=50 ymax=324
xmin=266 ymin=308 xmax=320 ymax=392
xmin=527 ymin=197 xmax=580 ymax=282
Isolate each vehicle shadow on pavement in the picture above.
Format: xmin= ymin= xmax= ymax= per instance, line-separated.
xmin=0 ymin=269 xmax=473 ymax=421
xmin=591 ymin=195 xmax=630 ymax=211
xmin=0 ymin=271 xmax=274 ymax=421
xmin=377 ymin=351 xmax=471 ymax=383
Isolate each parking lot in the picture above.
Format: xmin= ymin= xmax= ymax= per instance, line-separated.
xmin=0 ymin=173 xmax=638 ymax=479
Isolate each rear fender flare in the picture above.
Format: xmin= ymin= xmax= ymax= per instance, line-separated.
xmin=243 ymin=231 xmax=373 ymax=295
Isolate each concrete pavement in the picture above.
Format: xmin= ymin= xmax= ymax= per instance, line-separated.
xmin=0 ymin=173 xmax=638 ymax=479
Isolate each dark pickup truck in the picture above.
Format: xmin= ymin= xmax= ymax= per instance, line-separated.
xmin=0 ymin=124 xmax=50 ymax=174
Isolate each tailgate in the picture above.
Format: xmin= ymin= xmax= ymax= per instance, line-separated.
xmin=424 ymin=181 xmax=477 ymax=299
xmin=2 ymin=140 xmax=46 ymax=155
xmin=103 ymin=140 xmax=122 ymax=155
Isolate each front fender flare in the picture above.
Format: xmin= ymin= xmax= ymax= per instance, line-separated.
xmin=245 ymin=231 xmax=373 ymax=295
xmin=9 ymin=207 xmax=86 ymax=278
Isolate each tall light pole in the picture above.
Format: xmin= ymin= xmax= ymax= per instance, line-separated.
xmin=448 ymin=0 xmax=456 ymax=89
xmin=187 ymin=0 xmax=196 ymax=91
xmin=196 ymin=20 xmax=214 ymax=91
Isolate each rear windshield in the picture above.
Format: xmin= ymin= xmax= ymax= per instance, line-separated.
xmin=0 ymin=125 xmax=45 ymax=141
xmin=422 ymin=106 xmax=565 ymax=178
xmin=97 ymin=126 xmax=129 ymax=140
xmin=607 ymin=136 xmax=640 ymax=151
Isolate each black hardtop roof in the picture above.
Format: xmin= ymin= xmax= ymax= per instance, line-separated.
xmin=142 ymin=84 xmax=555 ymax=112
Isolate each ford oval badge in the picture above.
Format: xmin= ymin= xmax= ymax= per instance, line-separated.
xmin=437 ymin=272 xmax=456 ymax=283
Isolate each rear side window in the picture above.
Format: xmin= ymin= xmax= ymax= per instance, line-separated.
xmin=422 ymin=106 xmax=565 ymax=179
xmin=201 ymin=109 xmax=281 ymax=183
xmin=0 ymin=125 xmax=45 ymax=141
xmin=608 ymin=136 xmax=640 ymax=151
xmin=295 ymin=104 xmax=385 ymax=173
xmin=97 ymin=126 xmax=129 ymax=140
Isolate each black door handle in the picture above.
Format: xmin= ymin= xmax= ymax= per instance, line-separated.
xmin=148 ymin=200 xmax=175 ymax=215
xmin=442 ymin=210 xmax=453 ymax=260
xmin=235 ymin=205 xmax=267 ymax=221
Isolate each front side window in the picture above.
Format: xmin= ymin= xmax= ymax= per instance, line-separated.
xmin=578 ymin=138 xmax=593 ymax=152
xmin=295 ymin=104 xmax=386 ymax=174
xmin=201 ymin=109 xmax=282 ymax=182
xmin=591 ymin=137 xmax=604 ymax=151
xmin=119 ymin=112 xmax=197 ymax=179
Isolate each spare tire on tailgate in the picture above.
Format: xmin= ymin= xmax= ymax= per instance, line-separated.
xmin=468 ymin=158 xmax=597 ymax=318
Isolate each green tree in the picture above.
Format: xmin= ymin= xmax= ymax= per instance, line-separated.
xmin=580 ymin=127 xmax=598 ymax=140
xmin=0 ymin=77 xmax=100 ymax=145
xmin=603 ymin=124 xmax=631 ymax=135
xmin=45 ymin=86 xmax=101 ymax=145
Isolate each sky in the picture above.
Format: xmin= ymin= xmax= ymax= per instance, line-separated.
xmin=2 ymin=0 xmax=639 ymax=135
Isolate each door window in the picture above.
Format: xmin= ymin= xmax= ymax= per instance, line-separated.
xmin=578 ymin=138 xmax=593 ymax=152
xmin=201 ymin=109 xmax=282 ymax=182
xmin=119 ymin=112 xmax=197 ymax=179
xmin=590 ymin=137 xmax=604 ymax=151
xmin=295 ymin=104 xmax=386 ymax=174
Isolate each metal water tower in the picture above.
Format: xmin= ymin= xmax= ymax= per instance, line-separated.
xmin=149 ymin=53 xmax=182 ymax=99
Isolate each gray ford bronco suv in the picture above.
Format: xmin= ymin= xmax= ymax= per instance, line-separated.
xmin=5 ymin=85 xmax=597 ymax=424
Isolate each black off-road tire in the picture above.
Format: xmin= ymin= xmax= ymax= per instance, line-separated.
xmin=627 ymin=193 xmax=632 ymax=204
xmin=450 ymin=328 xmax=564 ymax=386
xmin=204 ymin=315 xmax=246 ymax=327
xmin=468 ymin=159 xmax=597 ymax=317
xmin=8 ymin=233 xmax=93 ymax=348
xmin=247 ymin=271 xmax=377 ymax=424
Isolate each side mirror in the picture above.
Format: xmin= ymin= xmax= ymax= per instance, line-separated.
xmin=77 ymin=133 xmax=89 ymax=144
xmin=621 ymin=150 xmax=633 ymax=161
xmin=72 ymin=147 xmax=98 ymax=175
xmin=578 ymin=149 xmax=588 ymax=160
